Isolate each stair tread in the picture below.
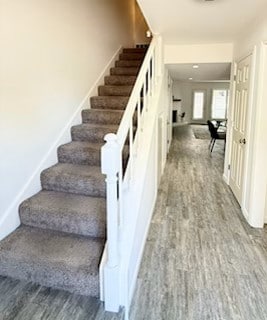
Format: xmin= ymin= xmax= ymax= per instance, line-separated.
xmin=72 ymin=123 xmax=119 ymax=132
xmin=91 ymin=95 xmax=129 ymax=100
xmin=83 ymin=108 xmax=124 ymax=114
xmin=73 ymin=122 xmax=118 ymax=127
xmin=71 ymin=123 xmax=118 ymax=143
xmin=82 ymin=109 xmax=124 ymax=125
xmin=119 ymin=53 xmax=146 ymax=60
xmin=58 ymin=141 xmax=102 ymax=166
xmin=41 ymin=163 xmax=105 ymax=197
xmin=90 ymin=96 xmax=129 ymax=110
xmin=98 ymin=85 xmax=133 ymax=97
xmin=20 ymin=190 xmax=106 ymax=237
xmin=42 ymin=162 xmax=103 ymax=177
xmin=115 ymin=60 xmax=142 ymax=68
xmin=104 ymin=75 xmax=137 ymax=85
xmin=0 ymin=225 xmax=104 ymax=296
xmin=123 ymin=48 xmax=147 ymax=53
xmin=60 ymin=140 xmax=103 ymax=152
xmin=110 ymin=67 xmax=140 ymax=76
xmin=105 ymin=75 xmax=137 ymax=80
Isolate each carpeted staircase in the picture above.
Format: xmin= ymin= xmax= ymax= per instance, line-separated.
xmin=0 ymin=48 xmax=146 ymax=297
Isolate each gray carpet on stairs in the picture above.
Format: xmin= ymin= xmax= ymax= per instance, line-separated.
xmin=0 ymin=226 xmax=104 ymax=297
xmin=0 ymin=47 xmax=147 ymax=297
xmin=20 ymin=190 xmax=106 ymax=237
xmin=90 ymin=96 xmax=129 ymax=110
xmin=41 ymin=163 xmax=106 ymax=197
xmin=71 ymin=123 xmax=119 ymax=142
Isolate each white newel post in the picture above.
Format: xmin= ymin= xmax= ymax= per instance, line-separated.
xmin=101 ymin=133 xmax=121 ymax=312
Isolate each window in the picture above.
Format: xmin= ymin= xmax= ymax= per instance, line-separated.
xmin=211 ymin=89 xmax=228 ymax=119
xmin=193 ymin=91 xmax=205 ymax=120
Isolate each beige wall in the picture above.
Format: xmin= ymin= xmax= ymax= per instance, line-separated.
xmin=165 ymin=43 xmax=233 ymax=64
xmin=134 ymin=1 xmax=150 ymax=45
xmin=234 ymin=11 xmax=267 ymax=59
xmin=0 ymin=0 xmax=135 ymax=220
xmin=172 ymin=81 xmax=230 ymax=124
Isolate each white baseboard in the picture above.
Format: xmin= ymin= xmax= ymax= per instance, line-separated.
xmin=223 ymin=173 xmax=229 ymax=185
xmin=99 ymin=244 xmax=108 ymax=301
xmin=0 ymin=46 xmax=122 ymax=241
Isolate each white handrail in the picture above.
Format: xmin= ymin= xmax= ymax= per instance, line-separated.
xmin=117 ymin=37 xmax=157 ymax=149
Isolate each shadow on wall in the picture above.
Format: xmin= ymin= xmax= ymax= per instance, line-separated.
xmin=134 ymin=1 xmax=151 ymax=45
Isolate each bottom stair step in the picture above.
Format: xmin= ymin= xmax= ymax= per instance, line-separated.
xmin=0 ymin=226 xmax=104 ymax=297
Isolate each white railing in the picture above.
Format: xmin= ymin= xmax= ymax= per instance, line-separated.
xmin=101 ymin=36 xmax=162 ymax=312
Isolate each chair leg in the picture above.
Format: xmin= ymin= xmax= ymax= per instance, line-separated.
xmin=210 ymin=139 xmax=216 ymax=152
xmin=209 ymin=138 xmax=213 ymax=149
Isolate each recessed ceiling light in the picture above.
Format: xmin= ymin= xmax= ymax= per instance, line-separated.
xmin=189 ymin=78 xmax=193 ymax=80
xmin=193 ymin=65 xmax=199 ymax=69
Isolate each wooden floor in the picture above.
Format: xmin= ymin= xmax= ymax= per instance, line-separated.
xmin=0 ymin=276 xmax=124 ymax=320
xmin=1 ymin=124 xmax=267 ymax=319
xmin=130 ymin=125 xmax=267 ymax=320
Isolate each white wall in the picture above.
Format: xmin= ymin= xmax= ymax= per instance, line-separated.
xmin=233 ymin=11 xmax=267 ymax=59
xmin=165 ymin=43 xmax=233 ymax=64
xmin=0 ymin=0 xmax=135 ymax=234
xmin=172 ymin=81 xmax=230 ymax=124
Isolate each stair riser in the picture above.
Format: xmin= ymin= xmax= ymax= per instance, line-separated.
xmin=82 ymin=109 xmax=123 ymax=125
xmin=0 ymin=261 xmax=100 ymax=297
xmin=98 ymin=85 xmax=133 ymax=96
xmin=119 ymin=53 xmax=145 ymax=60
xmin=104 ymin=75 xmax=137 ymax=85
xmin=41 ymin=171 xmax=105 ymax=198
xmin=71 ymin=126 xmax=117 ymax=143
xmin=90 ymin=96 xmax=129 ymax=110
xmin=58 ymin=145 xmax=100 ymax=166
xmin=115 ymin=60 xmax=142 ymax=68
xmin=110 ymin=67 xmax=139 ymax=76
xmin=123 ymin=48 xmax=147 ymax=53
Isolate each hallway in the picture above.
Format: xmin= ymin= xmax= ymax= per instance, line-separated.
xmin=130 ymin=125 xmax=267 ymax=320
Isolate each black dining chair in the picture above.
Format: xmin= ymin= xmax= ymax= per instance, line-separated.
xmin=179 ymin=111 xmax=185 ymax=121
xmin=207 ymin=120 xmax=226 ymax=152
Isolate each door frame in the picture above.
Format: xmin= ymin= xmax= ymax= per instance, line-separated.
xmin=249 ymin=41 xmax=267 ymax=226
xmin=224 ymin=46 xmax=257 ymax=221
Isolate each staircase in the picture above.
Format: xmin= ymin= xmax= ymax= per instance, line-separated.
xmin=0 ymin=48 xmax=146 ymax=298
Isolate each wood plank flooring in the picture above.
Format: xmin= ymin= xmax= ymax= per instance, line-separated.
xmin=130 ymin=125 xmax=267 ymax=320
xmin=1 ymin=124 xmax=267 ymax=319
xmin=0 ymin=275 xmax=123 ymax=320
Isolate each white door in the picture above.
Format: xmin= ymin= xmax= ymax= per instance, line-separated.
xmin=229 ymin=54 xmax=251 ymax=204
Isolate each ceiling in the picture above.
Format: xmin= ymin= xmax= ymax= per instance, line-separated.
xmin=137 ymin=0 xmax=267 ymax=44
xmin=167 ymin=63 xmax=231 ymax=82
